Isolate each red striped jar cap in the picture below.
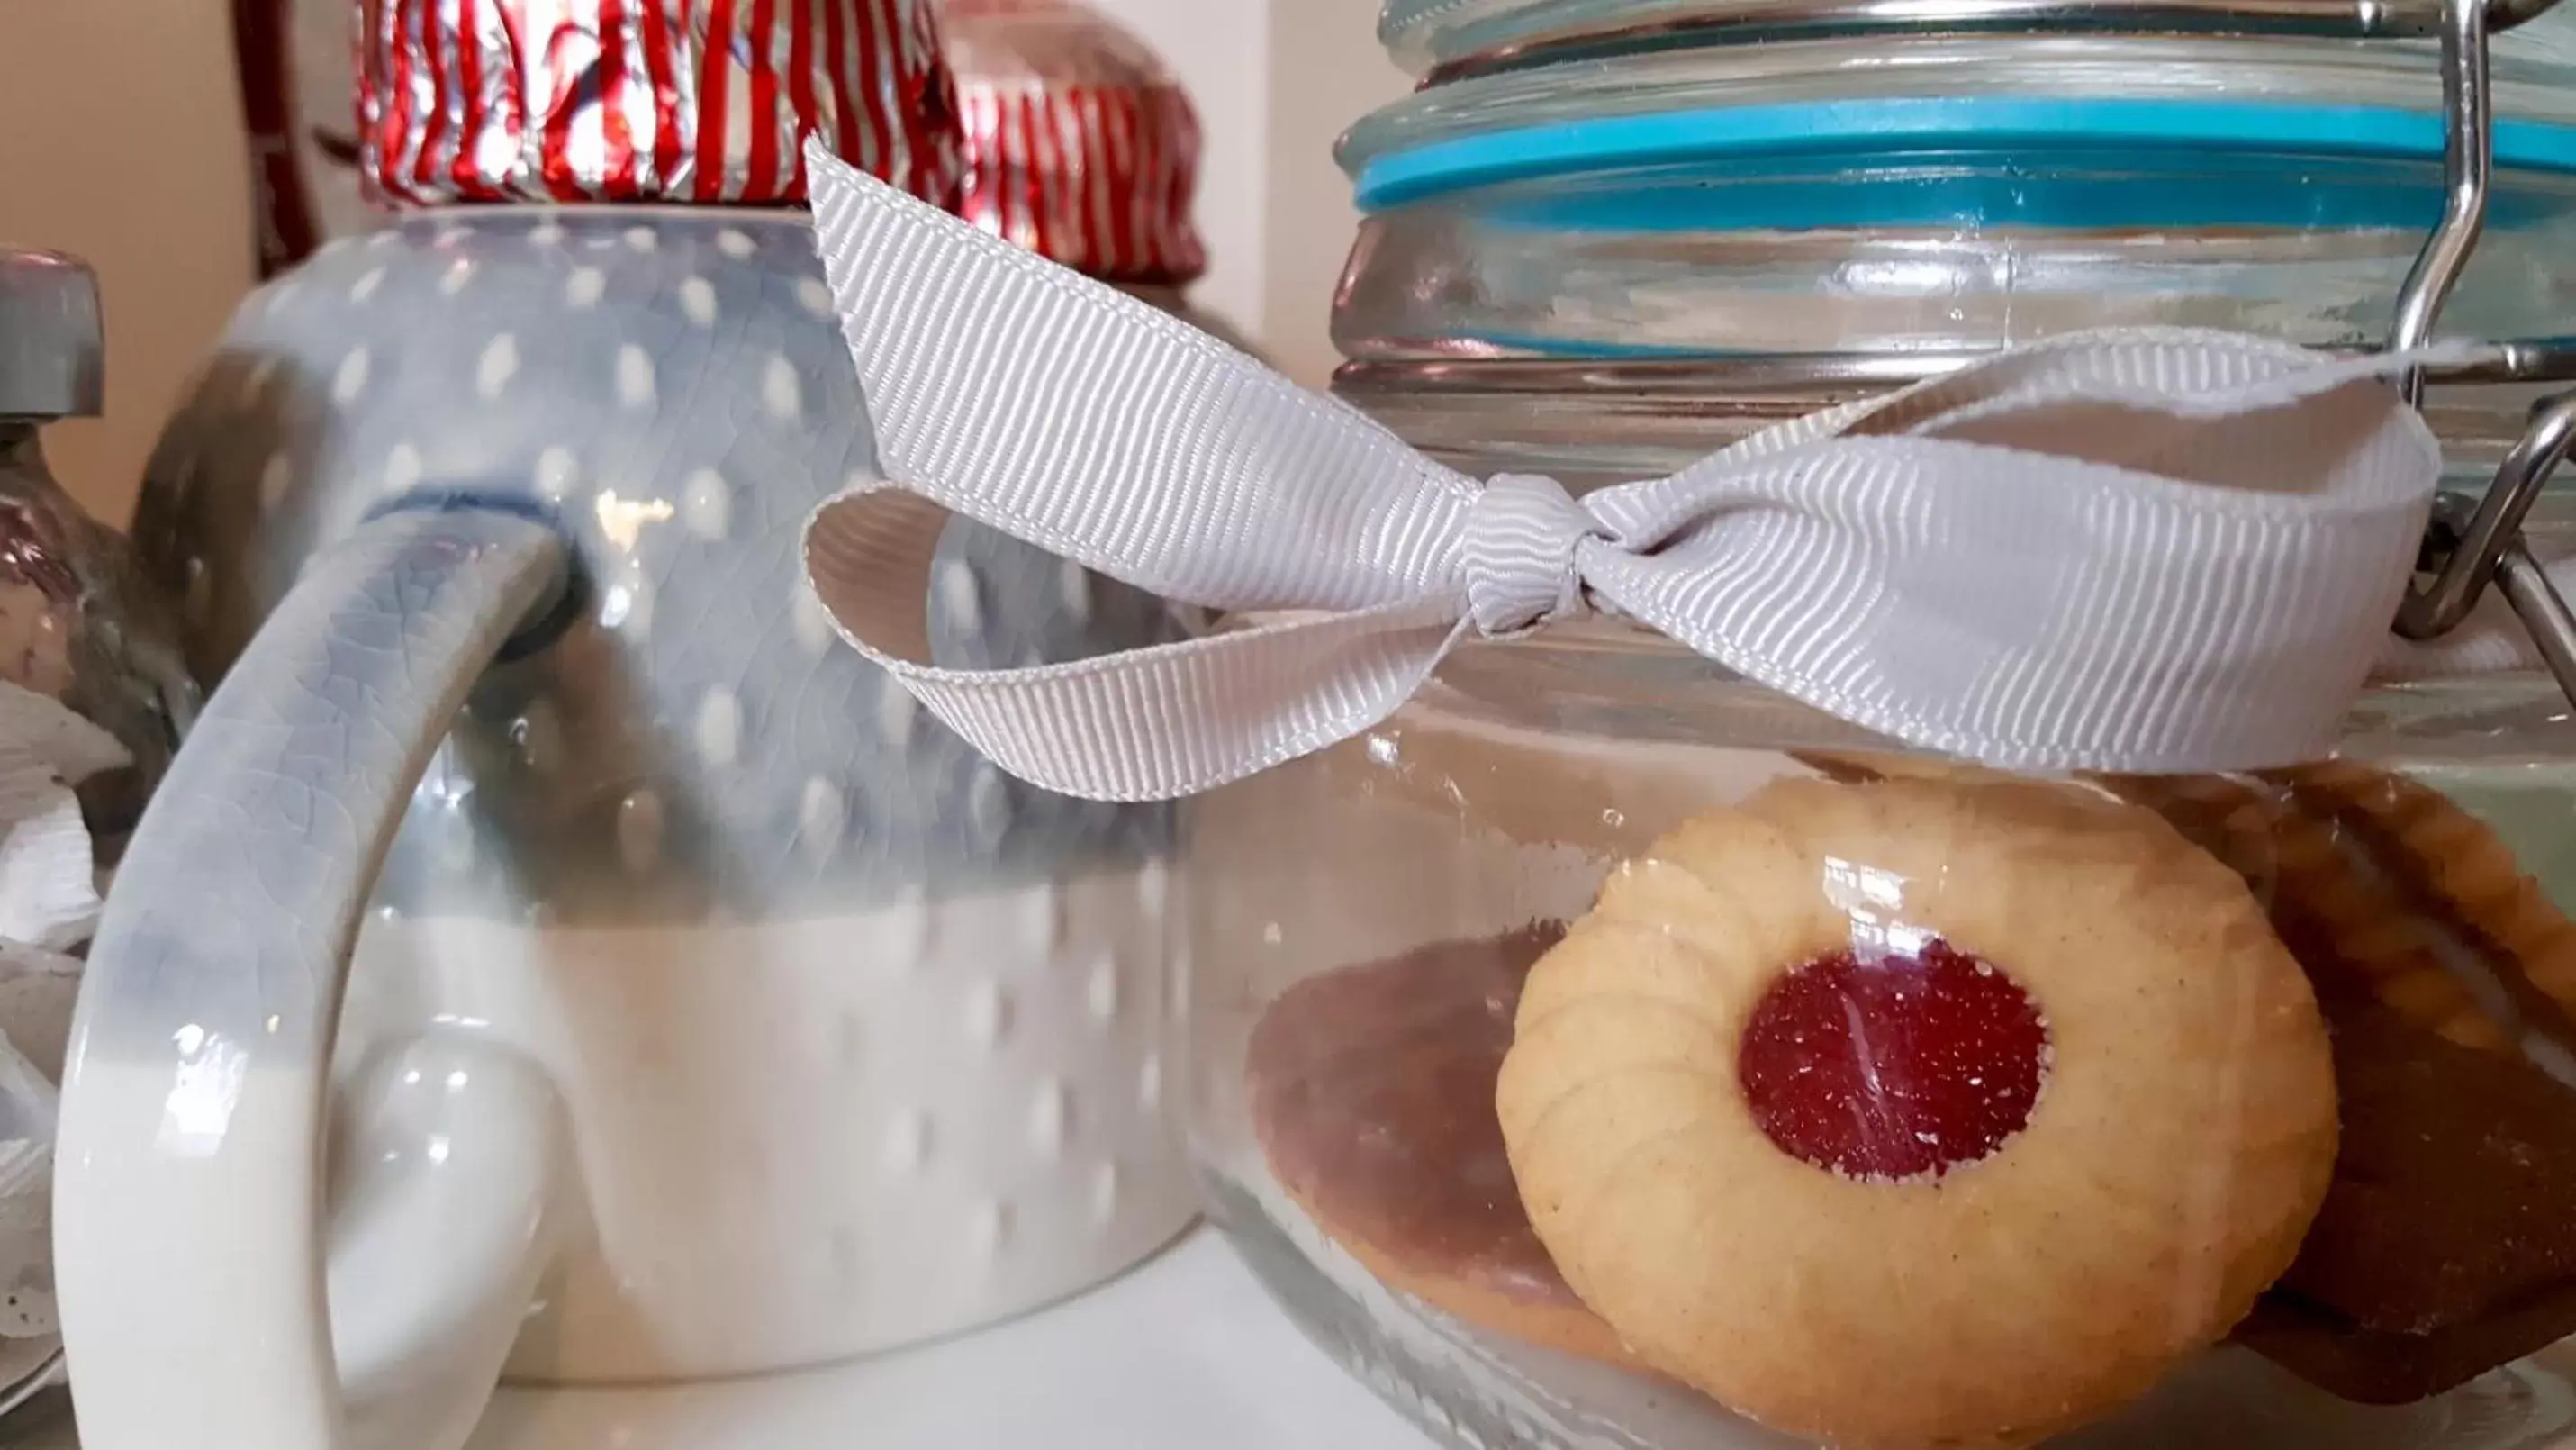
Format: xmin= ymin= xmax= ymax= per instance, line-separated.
xmin=356 ymin=0 xmax=963 ymax=207
xmin=941 ymin=0 xmax=1207 ymax=285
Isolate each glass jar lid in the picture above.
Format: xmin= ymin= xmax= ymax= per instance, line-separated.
xmin=1330 ymin=23 xmax=2576 ymax=364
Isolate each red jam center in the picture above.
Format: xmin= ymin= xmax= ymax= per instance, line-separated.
xmin=1738 ymin=940 xmax=2049 ymax=1183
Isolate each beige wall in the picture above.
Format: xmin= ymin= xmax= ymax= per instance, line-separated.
xmin=1079 ymin=0 xmax=1276 ymax=364
xmin=0 ymin=1 xmax=258 ymax=524
xmin=1095 ymin=0 xmax=1405 ymax=387
xmin=1260 ymin=0 xmax=1409 ymax=388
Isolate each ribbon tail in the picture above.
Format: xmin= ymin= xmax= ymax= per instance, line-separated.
xmin=804 ymin=136 xmax=1478 ymax=617
xmin=806 ymin=480 xmax=1468 ymax=800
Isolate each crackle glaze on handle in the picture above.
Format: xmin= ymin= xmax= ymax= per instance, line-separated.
xmin=54 ymin=505 xmax=570 ymax=1450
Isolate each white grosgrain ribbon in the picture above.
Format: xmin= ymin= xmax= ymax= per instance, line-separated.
xmin=798 ymin=139 xmax=2460 ymax=802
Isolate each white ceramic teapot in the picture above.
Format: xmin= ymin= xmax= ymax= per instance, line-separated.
xmin=52 ymin=8 xmax=1198 ymax=1448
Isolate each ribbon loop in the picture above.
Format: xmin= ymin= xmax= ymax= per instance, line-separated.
xmin=799 ymin=138 xmax=2463 ymax=803
xmin=1464 ymin=474 xmax=1603 ymax=636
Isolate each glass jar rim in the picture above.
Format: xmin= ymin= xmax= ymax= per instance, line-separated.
xmin=1333 ymin=352 xmax=2574 ymax=485
xmin=1376 ymin=0 xmax=2576 ymax=75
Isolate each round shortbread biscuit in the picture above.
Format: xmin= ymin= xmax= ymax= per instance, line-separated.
xmin=1497 ymin=775 xmax=2339 ymax=1449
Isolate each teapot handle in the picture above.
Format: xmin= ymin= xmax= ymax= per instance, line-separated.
xmin=54 ymin=502 xmax=574 ymax=1450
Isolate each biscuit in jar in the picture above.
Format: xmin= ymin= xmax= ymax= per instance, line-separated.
xmin=2101 ymin=765 xmax=2576 ymax=1403
xmin=1496 ymin=775 xmax=2340 ymax=1449
xmin=1245 ymin=926 xmax=1655 ymax=1371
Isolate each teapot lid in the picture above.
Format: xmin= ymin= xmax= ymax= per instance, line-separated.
xmin=942 ymin=0 xmax=1208 ymax=284
xmin=0 ymin=253 xmax=103 ymax=421
xmin=356 ymin=0 xmax=963 ymax=209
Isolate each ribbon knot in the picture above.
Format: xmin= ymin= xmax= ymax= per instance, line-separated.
xmin=796 ymin=140 xmax=2461 ymax=803
xmin=1464 ymin=474 xmax=1605 ymax=637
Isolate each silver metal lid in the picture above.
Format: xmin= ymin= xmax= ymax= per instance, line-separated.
xmin=1389 ymin=0 xmax=2568 ymax=80
xmin=0 ymin=251 xmax=104 ymax=421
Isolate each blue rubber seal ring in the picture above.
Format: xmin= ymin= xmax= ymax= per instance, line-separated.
xmin=1351 ymin=96 xmax=2576 ymax=223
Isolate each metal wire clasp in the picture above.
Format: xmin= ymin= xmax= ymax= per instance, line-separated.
xmin=2382 ymin=0 xmax=2576 ymax=704
xmin=2395 ymin=393 xmax=2576 ymax=691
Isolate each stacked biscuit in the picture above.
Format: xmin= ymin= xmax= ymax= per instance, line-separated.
xmin=2105 ymin=766 xmax=2576 ymax=1405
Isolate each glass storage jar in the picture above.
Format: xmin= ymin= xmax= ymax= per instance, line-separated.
xmin=1182 ymin=363 xmax=2576 ymax=1447
xmin=1182 ymin=10 xmax=2576 ymax=1444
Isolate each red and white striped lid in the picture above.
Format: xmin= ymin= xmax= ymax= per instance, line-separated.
xmin=941 ymin=0 xmax=1206 ymax=285
xmin=357 ymin=0 xmax=963 ymax=208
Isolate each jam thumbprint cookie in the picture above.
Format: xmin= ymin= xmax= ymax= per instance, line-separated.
xmin=1496 ymin=775 xmax=2340 ymax=1449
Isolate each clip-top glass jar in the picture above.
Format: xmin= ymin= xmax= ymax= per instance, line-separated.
xmin=1180 ymin=3 xmax=2576 ymax=1448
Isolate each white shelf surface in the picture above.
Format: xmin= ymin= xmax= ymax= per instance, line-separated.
xmin=463 ymin=1225 xmax=1436 ymax=1450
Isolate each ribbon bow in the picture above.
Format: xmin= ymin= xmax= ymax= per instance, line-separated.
xmin=798 ymin=139 xmax=2454 ymax=802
